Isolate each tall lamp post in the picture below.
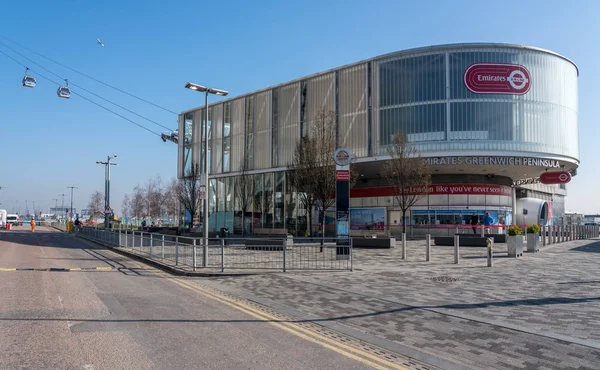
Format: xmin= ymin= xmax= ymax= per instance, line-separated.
xmin=184 ymin=82 xmax=228 ymax=250
xmin=96 ymin=154 xmax=117 ymax=228
xmin=59 ymin=194 xmax=66 ymax=220
xmin=67 ymin=186 xmax=78 ymax=221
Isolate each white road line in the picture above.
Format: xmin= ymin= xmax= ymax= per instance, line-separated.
xmin=57 ymin=295 xmax=73 ymax=328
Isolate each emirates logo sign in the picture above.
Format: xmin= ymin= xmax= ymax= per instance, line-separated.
xmin=464 ymin=63 xmax=531 ymax=95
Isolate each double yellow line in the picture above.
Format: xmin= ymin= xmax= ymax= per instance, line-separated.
xmin=93 ymin=244 xmax=409 ymax=370
xmin=167 ymin=275 xmax=408 ymax=370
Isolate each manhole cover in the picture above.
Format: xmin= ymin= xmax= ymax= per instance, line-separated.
xmin=430 ymin=276 xmax=460 ymax=283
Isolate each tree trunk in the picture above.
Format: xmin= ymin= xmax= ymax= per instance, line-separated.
xmin=241 ymin=212 xmax=245 ymax=237
xmin=306 ymin=204 xmax=312 ymax=238
xmin=320 ymin=208 xmax=325 ymax=251
xmin=402 ymin=209 xmax=406 ymax=236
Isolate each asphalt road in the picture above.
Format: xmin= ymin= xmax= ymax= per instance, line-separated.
xmin=0 ymin=226 xmax=392 ymax=370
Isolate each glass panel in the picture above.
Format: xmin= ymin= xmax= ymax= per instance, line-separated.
xmin=209 ymin=179 xmax=216 ymax=231
xmin=183 ymin=146 xmax=192 ymax=175
xmin=263 ymin=173 xmax=274 ymax=229
xmin=253 ymin=91 xmax=272 ymax=170
xmin=380 ymin=103 xmax=446 ymax=145
xmin=184 ymin=113 xmax=193 ymax=145
xmin=225 ymin=176 xmax=234 ymax=231
xmin=230 ymin=98 xmax=245 ymax=172
xmin=253 ymin=174 xmax=263 ymax=230
xmin=245 ymin=96 xmax=255 ymax=170
xmin=284 ymin=172 xmax=298 ymax=235
xmin=379 ymin=54 xmax=445 ymax=106
xmin=338 ymin=64 xmax=368 ymax=157
xmin=277 ymin=83 xmax=300 ymax=167
xmin=450 ymin=102 xmax=513 ymax=141
xmin=223 ymin=137 xmax=231 ymax=173
xmin=274 ymin=172 xmax=284 ymax=229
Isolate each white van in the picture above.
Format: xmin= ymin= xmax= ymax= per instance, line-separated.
xmin=6 ymin=214 xmax=19 ymax=226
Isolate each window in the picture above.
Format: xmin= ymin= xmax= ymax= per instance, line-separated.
xmin=245 ymin=97 xmax=255 ymax=170
xmin=184 ymin=113 xmax=193 ymax=145
xmin=223 ymin=102 xmax=231 ymax=172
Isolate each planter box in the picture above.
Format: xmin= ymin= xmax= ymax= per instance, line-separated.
xmin=507 ymin=235 xmax=524 ymax=257
xmin=527 ymin=234 xmax=540 ymax=252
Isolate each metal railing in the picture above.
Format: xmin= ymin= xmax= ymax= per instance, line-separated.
xmin=77 ymin=227 xmax=352 ymax=272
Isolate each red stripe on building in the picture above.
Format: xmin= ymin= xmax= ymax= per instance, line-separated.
xmin=350 ymin=184 xmax=512 ymax=198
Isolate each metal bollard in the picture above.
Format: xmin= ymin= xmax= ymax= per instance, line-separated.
xmin=282 ymin=239 xmax=287 ymax=272
xmin=161 ymin=235 xmax=165 ymax=259
xmin=119 ymin=229 xmax=122 ymax=248
xmin=140 ymin=232 xmax=144 ymax=253
xmin=150 ymin=234 xmax=154 ymax=257
xmin=542 ymin=226 xmax=546 ymax=246
xmin=454 ymin=234 xmax=460 ymax=264
xmin=175 ymin=236 xmax=179 ymax=266
xmin=425 ymin=234 xmax=431 ymax=262
xmin=480 ymin=224 xmax=485 ymax=238
xmin=221 ymin=239 xmax=225 ymax=272
xmin=203 ymin=238 xmax=208 ymax=268
xmin=487 ymin=237 xmax=493 ymax=267
xmin=193 ymin=239 xmax=197 ymax=271
xmin=402 ymin=233 xmax=407 ymax=260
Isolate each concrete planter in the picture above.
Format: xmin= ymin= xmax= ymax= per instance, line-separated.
xmin=527 ymin=234 xmax=540 ymax=253
xmin=507 ymin=235 xmax=523 ymax=257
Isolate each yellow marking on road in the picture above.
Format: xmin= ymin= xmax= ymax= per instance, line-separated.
xmin=0 ymin=268 xmax=16 ymax=271
xmin=68 ymin=268 xmax=81 ymax=271
xmin=95 ymin=266 xmax=112 ymax=271
xmin=101 ymin=250 xmax=409 ymax=369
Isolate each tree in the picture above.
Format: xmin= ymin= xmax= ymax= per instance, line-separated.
xmin=131 ymin=185 xmax=146 ymax=221
xmin=177 ymin=163 xmax=203 ymax=230
xmin=381 ymin=132 xmax=431 ymax=234
xmin=289 ymin=108 xmax=357 ymax=244
xmin=88 ymin=191 xmax=103 ymax=216
xmin=235 ymin=160 xmax=254 ymax=236
xmin=121 ymin=194 xmax=131 ymax=221
xmin=146 ymin=175 xmax=164 ymax=220
xmin=164 ymin=178 xmax=180 ymax=226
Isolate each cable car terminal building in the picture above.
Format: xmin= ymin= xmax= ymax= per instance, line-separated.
xmin=178 ymin=43 xmax=579 ymax=237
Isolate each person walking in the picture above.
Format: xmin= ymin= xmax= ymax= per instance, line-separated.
xmin=483 ymin=212 xmax=494 ymax=234
xmin=470 ymin=212 xmax=479 ymax=235
xmin=30 ymin=217 xmax=36 ymax=233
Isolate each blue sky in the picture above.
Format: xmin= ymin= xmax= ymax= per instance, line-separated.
xmin=0 ymin=0 xmax=598 ymax=214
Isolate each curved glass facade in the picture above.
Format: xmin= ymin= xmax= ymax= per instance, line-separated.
xmin=375 ymin=46 xmax=579 ymax=161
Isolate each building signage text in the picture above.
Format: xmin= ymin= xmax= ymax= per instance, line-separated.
xmin=425 ymin=156 xmax=561 ymax=168
xmin=464 ymin=63 xmax=531 ymax=95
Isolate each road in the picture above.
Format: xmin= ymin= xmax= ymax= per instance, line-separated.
xmin=0 ymin=226 xmax=413 ymax=370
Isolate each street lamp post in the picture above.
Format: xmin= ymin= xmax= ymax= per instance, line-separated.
xmin=184 ymin=82 xmax=228 ymax=251
xmin=96 ymin=155 xmax=117 ymax=229
xmin=67 ymin=186 xmax=78 ymax=221
xmin=59 ymin=194 xmax=66 ymax=220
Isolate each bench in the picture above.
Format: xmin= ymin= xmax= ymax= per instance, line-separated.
xmin=353 ymin=237 xmax=396 ymax=249
xmin=434 ymin=234 xmax=505 ymax=246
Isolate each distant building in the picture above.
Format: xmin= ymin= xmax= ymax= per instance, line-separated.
xmin=584 ymin=214 xmax=600 ymax=225
xmin=564 ymin=212 xmax=584 ymax=225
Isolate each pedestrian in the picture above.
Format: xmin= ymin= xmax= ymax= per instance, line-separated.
xmin=74 ymin=217 xmax=81 ymax=233
xmin=483 ymin=212 xmax=494 ymax=234
xmin=470 ymin=212 xmax=478 ymax=235
xmin=30 ymin=217 xmax=36 ymax=233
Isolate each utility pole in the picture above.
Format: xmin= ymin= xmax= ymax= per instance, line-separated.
xmin=96 ymin=154 xmax=117 ymax=229
xmin=53 ymin=198 xmax=58 ymax=218
xmin=67 ymin=187 xmax=78 ymax=221
xmin=59 ymin=194 xmax=66 ymax=219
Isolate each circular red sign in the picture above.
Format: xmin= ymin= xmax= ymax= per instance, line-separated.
xmin=464 ymin=63 xmax=531 ymax=95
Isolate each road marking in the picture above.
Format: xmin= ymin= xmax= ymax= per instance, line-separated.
xmin=0 ymin=267 xmax=112 ymax=272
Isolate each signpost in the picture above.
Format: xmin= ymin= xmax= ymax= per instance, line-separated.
xmin=333 ymin=148 xmax=352 ymax=260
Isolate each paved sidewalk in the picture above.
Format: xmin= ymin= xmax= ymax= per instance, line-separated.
xmin=200 ymin=238 xmax=600 ymax=370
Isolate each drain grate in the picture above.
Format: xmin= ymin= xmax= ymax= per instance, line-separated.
xmin=430 ymin=276 xmax=460 ymax=283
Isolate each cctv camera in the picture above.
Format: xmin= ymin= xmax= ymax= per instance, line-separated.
xmin=113 ymin=154 xmax=118 ymax=158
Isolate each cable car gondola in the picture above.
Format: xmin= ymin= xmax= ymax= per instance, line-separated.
xmin=22 ymin=68 xmax=36 ymax=88
xmin=57 ymin=79 xmax=71 ymax=99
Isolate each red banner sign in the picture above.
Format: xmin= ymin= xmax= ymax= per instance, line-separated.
xmin=464 ymin=63 xmax=531 ymax=95
xmin=351 ymin=184 xmax=513 ymax=198
xmin=539 ymin=171 xmax=572 ymax=184
xmin=336 ymin=170 xmax=350 ymax=181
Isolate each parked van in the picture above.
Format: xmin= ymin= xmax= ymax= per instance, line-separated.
xmin=6 ymin=214 xmax=19 ymax=226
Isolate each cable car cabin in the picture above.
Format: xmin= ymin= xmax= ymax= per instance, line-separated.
xmin=57 ymin=85 xmax=71 ymax=99
xmin=22 ymin=75 xmax=36 ymax=88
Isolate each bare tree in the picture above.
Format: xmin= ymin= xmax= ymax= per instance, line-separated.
xmin=164 ymin=178 xmax=180 ymax=226
xmin=178 ymin=163 xmax=203 ymax=230
xmin=289 ymin=109 xmax=357 ymax=244
xmin=87 ymin=191 xmax=103 ymax=216
xmin=235 ymin=160 xmax=254 ymax=236
xmin=146 ymin=175 xmax=164 ymax=220
xmin=121 ymin=194 xmax=131 ymax=221
xmin=381 ymin=132 xmax=431 ymax=234
xmin=131 ymin=185 xmax=146 ymax=221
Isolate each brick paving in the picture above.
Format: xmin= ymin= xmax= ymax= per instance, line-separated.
xmin=199 ymin=238 xmax=600 ymax=370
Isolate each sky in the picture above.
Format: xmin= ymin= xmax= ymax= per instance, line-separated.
xmin=0 ymin=0 xmax=599 ymax=215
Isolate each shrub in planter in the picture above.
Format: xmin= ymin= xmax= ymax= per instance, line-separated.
xmin=507 ymin=225 xmax=524 ymax=236
xmin=527 ymin=224 xmax=541 ymax=234
xmin=526 ymin=224 xmax=541 ymax=252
